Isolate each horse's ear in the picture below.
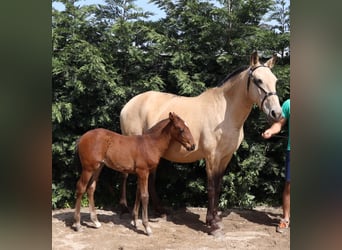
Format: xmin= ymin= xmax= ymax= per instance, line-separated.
xmin=250 ymin=51 xmax=259 ymax=67
xmin=169 ymin=112 xmax=175 ymax=121
xmin=265 ymin=53 xmax=277 ymax=69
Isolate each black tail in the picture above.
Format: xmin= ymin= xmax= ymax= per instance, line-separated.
xmin=73 ymin=138 xmax=82 ymax=174
xmin=86 ymin=165 xmax=104 ymax=191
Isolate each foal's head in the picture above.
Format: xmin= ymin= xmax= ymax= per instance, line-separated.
xmin=168 ymin=112 xmax=195 ymax=151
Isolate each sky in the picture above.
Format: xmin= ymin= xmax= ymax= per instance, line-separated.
xmin=53 ymin=0 xmax=290 ymax=22
xmin=52 ymin=0 xmax=166 ymax=20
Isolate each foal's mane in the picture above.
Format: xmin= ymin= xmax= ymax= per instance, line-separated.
xmin=143 ymin=118 xmax=171 ymax=135
xmin=217 ymin=65 xmax=248 ymax=87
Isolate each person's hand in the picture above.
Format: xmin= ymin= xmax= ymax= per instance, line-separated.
xmin=262 ymin=130 xmax=272 ymax=139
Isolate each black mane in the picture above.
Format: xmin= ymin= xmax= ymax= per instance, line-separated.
xmin=217 ymin=65 xmax=249 ymax=86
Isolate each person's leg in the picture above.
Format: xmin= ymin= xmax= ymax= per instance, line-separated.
xmin=283 ymin=181 xmax=290 ymax=221
xmin=277 ymin=150 xmax=290 ymax=233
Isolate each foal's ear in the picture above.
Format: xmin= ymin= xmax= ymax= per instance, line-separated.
xmin=265 ymin=53 xmax=277 ymax=69
xmin=250 ymin=51 xmax=259 ymax=67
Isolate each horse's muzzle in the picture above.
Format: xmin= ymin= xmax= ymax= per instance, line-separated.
xmin=267 ymin=110 xmax=282 ymax=123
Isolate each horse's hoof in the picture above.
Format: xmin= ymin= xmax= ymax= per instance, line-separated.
xmin=120 ymin=205 xmax=130 ymax=215
xmin=146 ymin=227 xmax=153 ymax=236
xmin=209 ymin=228 xmax=225 ymax=238
xmin=154 ymin=206 xmax=168 ymax=218
xmin=208 ymin=221 xmax=224 ymax=237
xmin=216 ymin=221 xmax=224 ymax=230
xmin=149 ymin=218 xmax=159 ymax=222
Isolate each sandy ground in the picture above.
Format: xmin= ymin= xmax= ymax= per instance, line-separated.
xmin=52 ymin=206 xmax=290 ymax=250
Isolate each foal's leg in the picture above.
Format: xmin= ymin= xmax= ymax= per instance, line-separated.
xmin=119 ymin=173 xmax=130 ymax=214
xmin=87 ymin=180 xmax=101 ymax=228
xmin=74 ymin=170 xmax=92 ymax=231
xmin=87 ymin=165 xmax=103 ymax=228
xmin=132 ymin=183 xmax=141 ymax=228
xmin=138 ymin=170 xmax=152 ymax=235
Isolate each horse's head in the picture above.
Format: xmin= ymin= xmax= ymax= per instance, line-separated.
xmin=168 ymin=112 xmax=196 ymax=151
xmin=248 ymin=52 xmax=282 ymax=122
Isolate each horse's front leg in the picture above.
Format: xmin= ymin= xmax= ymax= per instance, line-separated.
xmin=205 ymin=158 xmax=227 ymax=236
xmin=137 ymin=169 xmax=152 ymax=236
xmin=206 ymin=174 xmax=219 ymax=226
xmin=149 ymin=169 xmax=166 ymax=217
xmin=206 ymin=175 xmax=224 ymax=236
xmin=205 ymin=158 xmax=219 ymax=226
xmin=213 ymin=170 xmax=225 ymax=229
xmin=213 ymin=155 xmax=233 ymax=228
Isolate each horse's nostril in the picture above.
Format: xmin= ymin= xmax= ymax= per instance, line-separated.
xmin=270 ymin=110 xmax=282 ymax=121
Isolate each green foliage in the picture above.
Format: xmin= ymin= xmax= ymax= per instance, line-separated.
xmin=52 ymin=183 xmax=73 ymax=209
xmin=52 ymin=0 xmax=290 ymax=210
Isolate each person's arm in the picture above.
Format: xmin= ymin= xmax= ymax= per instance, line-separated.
xmin=262 ymin=117 xmax=287 ymax=139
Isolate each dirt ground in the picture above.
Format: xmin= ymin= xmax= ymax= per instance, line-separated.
xmin=52 ymin=206 xmax=290 ymax=250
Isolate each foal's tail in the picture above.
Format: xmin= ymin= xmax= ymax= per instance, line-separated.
xmin=86 ymin=165 xmax=104 ymax=190
xmin=73 ymin=138 xmax=82 ymax=173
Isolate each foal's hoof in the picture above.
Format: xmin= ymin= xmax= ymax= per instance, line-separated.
xmin=93 ymin=221 xmax=102 ymax=228
xmin=146 ymin=227 xmax=153 ymax=236
xmin=130 ymin=220 xmax=137 ymax=228
xmin=72 ymin=223 xmax=82 ymax=232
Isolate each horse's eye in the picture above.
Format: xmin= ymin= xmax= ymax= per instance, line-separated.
xmin=254 ymin=78 xmax=262 ymax=85
xmin=179 ymin=128 xmax=184 ymax=133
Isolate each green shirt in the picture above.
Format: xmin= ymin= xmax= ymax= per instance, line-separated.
xmin=282 ymin=99 xmax=290 ymax=151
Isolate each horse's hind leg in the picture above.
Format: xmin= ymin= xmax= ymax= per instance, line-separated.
xmin=73 ymin=170 xmax=92 ymax=231
xmin=87 ymin=165 xmax=103 ymax=228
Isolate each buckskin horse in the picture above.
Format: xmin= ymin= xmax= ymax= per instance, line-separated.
xmin=119 ymin=52 xmax=282 ymax=236
xmin=73 ymin=112 xmax=195 ymax=235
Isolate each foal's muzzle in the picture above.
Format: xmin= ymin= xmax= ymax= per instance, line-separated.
xmin=186 ymin=144 xmax=196 ymax=151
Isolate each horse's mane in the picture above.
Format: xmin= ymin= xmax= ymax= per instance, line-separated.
xmin=217 ymin=65 xmax=249 ymax=87
xmin=143 ymin=118 xmax=170 ymax=135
